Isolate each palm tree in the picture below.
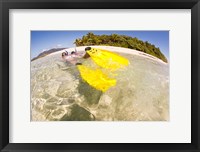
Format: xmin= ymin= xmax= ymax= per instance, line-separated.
xmin=74 ymin=38 xmax=82 ymax=46
xmin=87 ymin=32 xmax=95 ymax=38
xmin=110 ymin=34 xmax=119 ymax=42
xmin=82 ymin=36 xmax=88 ymax=45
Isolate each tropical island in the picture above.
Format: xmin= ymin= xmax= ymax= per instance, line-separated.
xmin=74 ymin=32 xmax=168 ymax=63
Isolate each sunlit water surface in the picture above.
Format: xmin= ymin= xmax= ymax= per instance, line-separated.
xmin=31 ymin=51 xmax=169 ymax=121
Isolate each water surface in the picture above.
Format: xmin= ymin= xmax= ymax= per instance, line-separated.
xmin=31 ymin=50 xmax=169 ymax=121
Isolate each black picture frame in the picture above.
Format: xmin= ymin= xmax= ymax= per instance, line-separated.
xmin=0 ymin=0 xmax=200 ymax=151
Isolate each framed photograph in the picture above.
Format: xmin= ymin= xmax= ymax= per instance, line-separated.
xmin=0 ymin=0 xmax=200 ymax=151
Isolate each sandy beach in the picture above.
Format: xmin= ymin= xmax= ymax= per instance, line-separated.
xmin=48 ymin=45 xmax=168 ymax=65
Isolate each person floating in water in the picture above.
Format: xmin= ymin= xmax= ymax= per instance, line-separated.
xmin=61 ymin=47 xmax=91 ymax=64
xmin=61 ymin=51 xmax=82 ymax=65
xmin=62 ymin=46 xmax=129 ymax=92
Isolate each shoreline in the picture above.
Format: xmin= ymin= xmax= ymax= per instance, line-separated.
xmin=48 ymin=45 xmax=168 ymax=65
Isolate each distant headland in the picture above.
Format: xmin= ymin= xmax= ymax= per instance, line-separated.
xmin=31 ymin=48 xmax=67 ymax=61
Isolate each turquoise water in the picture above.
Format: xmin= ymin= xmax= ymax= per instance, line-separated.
xmin=31 ymin=51 xmax=169 ymax=121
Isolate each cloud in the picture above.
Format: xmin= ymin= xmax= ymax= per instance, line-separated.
xmin=56 ymin=44 xmax=62 ymax=48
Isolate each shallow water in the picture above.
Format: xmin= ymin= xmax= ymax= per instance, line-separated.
xmin=31 ymin=51 xmax=169 ymax=121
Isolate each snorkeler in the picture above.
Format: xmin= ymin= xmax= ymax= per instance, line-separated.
xmin=62 ymin=51 xmax=82 ymax=65
xmin=62 ymin=47 xmax=92 ymax=65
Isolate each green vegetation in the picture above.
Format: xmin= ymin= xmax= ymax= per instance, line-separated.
xmin=74 ymin=32 xmax=168 ymax=63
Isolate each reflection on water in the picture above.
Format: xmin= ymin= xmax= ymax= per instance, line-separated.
xmin=31 ymin=51 xmax=169 ymax=121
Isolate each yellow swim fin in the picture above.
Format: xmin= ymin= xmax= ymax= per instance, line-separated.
xmin=85 ymin=47 xmax=129 ymax=70
xmin=77 ymin=65 xmax=116 ymax=92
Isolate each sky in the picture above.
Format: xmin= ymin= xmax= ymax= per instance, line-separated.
xmin=31 ymin=31 xmax=169 ymax=60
